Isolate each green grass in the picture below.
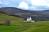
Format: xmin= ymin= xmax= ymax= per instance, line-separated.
xmin=0 ymin=14 xmax=49 ymax=32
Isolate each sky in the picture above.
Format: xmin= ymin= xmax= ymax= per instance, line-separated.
xmin=0 ymin=0 xmax=49 ymax=11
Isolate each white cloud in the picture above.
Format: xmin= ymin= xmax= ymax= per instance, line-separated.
xmin=0 ymin=0 xmax=49 ymax=11
xmin=17 ymin=1 xmax=29 ymax=10
xmin=30 ymin=0 xmax=49 ymax=6
xmin=17 ymin=0 xmax=49 ymax=10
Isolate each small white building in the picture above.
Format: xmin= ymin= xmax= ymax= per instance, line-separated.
xmin=27 ymin=16 xmax=32 ymax=21
xmin=24 ymin=16 xmax=35 ymax=22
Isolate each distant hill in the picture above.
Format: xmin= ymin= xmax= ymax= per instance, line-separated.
xmin=0 ymin=7 xmax=23 ymax=15
xmin=0 ymin=7 xmax=49 ymax=20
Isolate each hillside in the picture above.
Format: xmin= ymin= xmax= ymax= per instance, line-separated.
xmin=0 ymin=13 xmax=49 ymax=32
xmin=0 ymin=7 xmax=49 ymax=20
xmin=0 ymin=7 xmax=49 ymax=16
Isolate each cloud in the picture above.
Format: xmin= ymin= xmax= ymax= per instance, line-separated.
xmin=0 ymin=0 xmax=49 ymax=11
xmin=17 ymin=0 xmax=49 ymax=11
xmin=29 ymin=0 xmax=49 ymax=10
xmin=30 ymin=0 xmax=49 ymax=6
xmin=17 ymin=1 xmax=29 ymax=10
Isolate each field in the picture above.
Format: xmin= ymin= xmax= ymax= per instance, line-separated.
xmin=0 ymin=14 xmax=49 ymax=32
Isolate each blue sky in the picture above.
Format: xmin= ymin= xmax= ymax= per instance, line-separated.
xmin=0 ymin=0 xmax=21 ymax=7
xmin=0 ymin=0 xmax=49 ymax=11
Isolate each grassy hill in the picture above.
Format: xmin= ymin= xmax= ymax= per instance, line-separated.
xmin=0 ymin=13 xmax=49 ymax=32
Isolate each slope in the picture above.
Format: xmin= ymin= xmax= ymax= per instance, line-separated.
xmin=0 ymin=13 xmax=49 ymax=32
